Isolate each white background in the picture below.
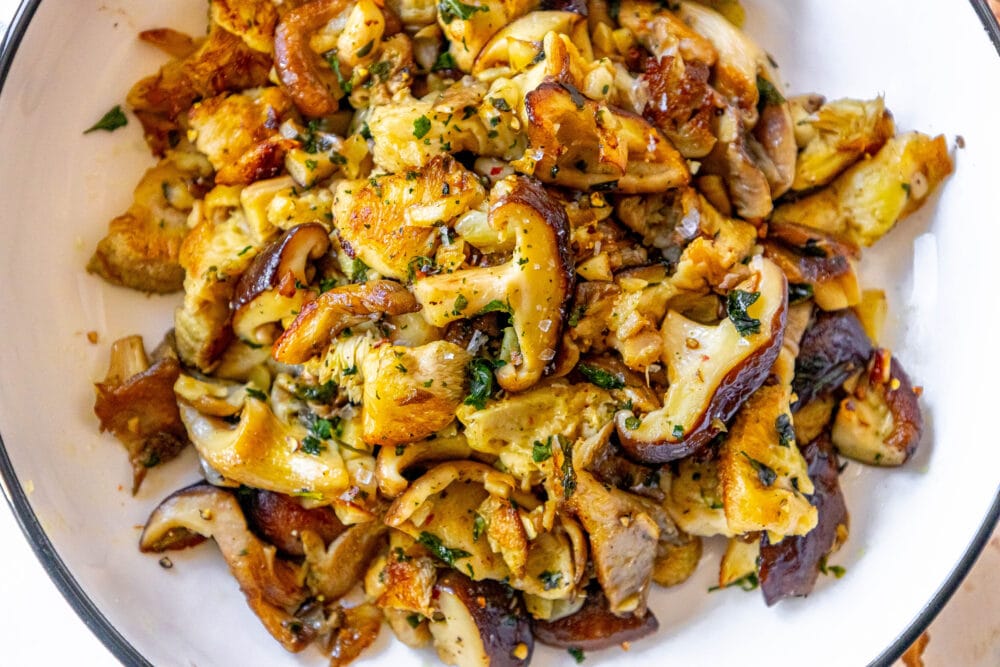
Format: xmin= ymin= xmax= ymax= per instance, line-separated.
xmin=0 ymin=1 xmax=997 ymax=666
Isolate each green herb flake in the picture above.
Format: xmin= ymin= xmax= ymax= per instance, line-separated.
xmin=301 ymin=435 xmax=326 ymax=455
xmin=477 ymin=299 xmax=512 ymax=316
xmin=568 ymin=647 xmax=586 ymax=664
xmin=452 ymin=293 xmax=468 ymax=315
xmin=741 ymin=451 xmax=777 ymax=487
xmin=727 ymin=290 xmax=762 ymax=337
xmin=901 ymin=182 xmax=911 ymax=195
xmin=237 ymin=245 xmax=253 ymax=256
xmin=350 ymin=258 xmax=370 ymax=283
xmin=775 ymin=414 xmax=795 ymax=448
xmin=559 ymin=436 xmax=576 ymax=499
xmin=672 ymin=423 xmax=684 ymax=439
xmin=490 ymin=97 xmax=512 ymax=112
xmin=472 ymin=514 xmax=486 ymax=542
xmin=532 ymin=436 xmax=553 ymax=462
xmin=413 ymin=115 xmax=432 ymax=139
xmin=576 ymin=363 xmax=625 ymax=390
xmin=567 ymin=304 xmax=586 ymax=327
xmin=84 ymin=105 xmax=128 ymax=134
xmin=539 ymin=570 xmax=563 ymax=591
xmin=246 ymin=387 xmax=268 ymax=401
xmin=708 ymin=572 xmax=760 ymax=593
xmin=463 ymin=358 xmax=496 ymax=409
xmin=624 ymin=415 xmax=641 ymax=430
xmin=355 ymin=40 xmax=374 ymax=58
xmin=405 ymin=613 xmax=423 ymax=628
xmin=326 ymin=53 xmax=353 ymax=94
xmin=438 ymin=0 xmax=487 ymax=23
xmin=788 ymin=282 xmax=814 ymax=304
xmin=417 ymin=531 xmax=472 ymax=566
xmin=343 ymin=365 xmax=359 ymax=376
xmin=296 ymin=380 xmax=336 ymax=402
xmin=432 ymin=51 xmax=457 ymax=71
xmin=756 ymin=75 xmax=785 ymax=107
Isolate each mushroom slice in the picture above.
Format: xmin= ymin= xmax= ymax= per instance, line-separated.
xmin=429 ymin=571 xmax=534 ymax=667
xmin=302 ymin=522 xmax=389 ymax=600
xmin=832 ymin=349 xmax=923 ymax=466
xmin=792 ymin=309 xmax=873 ymax=408
xmin=619 ymin=0 xmax=717 ymax=65
xmin=532 ymin=588 xmax=658 ymax=650
xmin=762 ymin=222 xmax=862 ymax=312
xmin=758 ymin=432 xmax=849 ymax=605
xmin=272 ymin=281 xmax=419 ymax=364
xmin=244 ymin=489 xmax=346 ymax=557
xmin=792 ymin=96 xmax=896 ymax=191
xmin=413 ymin=176 xmax=574 ymax=392
xmin=94 ymin=335 xmax=188 ymax=494
xmin=437 ymin=0 xmax=539 ymax=72
xmin=139 ymin=484 xmax=314 ymax=652
xmin=87 ymin=150 xmax=212 ymax=294
xmin=652 ymin=530 xmax=702 ymax=587
xmin=361 ymin=341 xmax=472 ymax=446
xmin=641 ymin=54 xmax=720 ymax=159
xmin=771 ymin=132 xmax=953 ymax=247
xmin=616 ymin=256 xmax=788 ymax=463
xmin=327 ymin=602 xmax=384 ymax=667
xmin=179 ymin=393 xmax=351 ymax=499
xmin=519 ymin=81 xmax=690 ymax=194
xmin=273 ymin=0 xmax=352 ymax=117
xmin=230 ymin=223 xmax=330 ymax=347
xmin=332 ymin=156 xmax=486 ymax=281
xmin=127 ymin=24 xmax=272 ymax=155
xmin=188 ymin=87 xmax=298 ymax=186
xmin=474 ymin=11 xmax=585 ymax=74
xmin=375 ymin=428 xmax=473 ymax=498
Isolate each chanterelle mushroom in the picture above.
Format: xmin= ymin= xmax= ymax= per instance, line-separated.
xmin=412 ymin=176 xmax=574 ymax=392
xmin=140 ymin=483 xmax=314 ymax=652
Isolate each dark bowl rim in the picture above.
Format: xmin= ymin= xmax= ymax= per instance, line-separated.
xmin=1 ymin=1 xmax=998 ymax=666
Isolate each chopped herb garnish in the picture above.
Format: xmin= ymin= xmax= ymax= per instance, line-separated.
xmin=624 ymin=415 xmax=641 ymax=430
xmin=568 ymin=647 xmax=586 ymax=664
xmin=576 ymin=363 xmax=625 ymax=390
xmin=326 ymin=53 xmax=353 ymax=94
xmin=590 ymin=180 xmax=619 ymax=192
xmin=567 ymin=304 xmax=586 ymax=327
xmin=237 ymin=245 xmax=253 ymax=256
xmin=901 ymin=182 xmax=911 ymax=195
xmin=727 ymin=289 xmax=762 ymax=337
xmin=532 ymin=436 xmax=553 ymax=462
xmin=559 ymin=436 xmax=576 ymax=499
xmin=463 ymin=358 xmax=497 ymax=409
xmin=452 ymin=293 xmax=468 ymax=315
xmin=672 ymin=423 xmax=684 ymax=439
xmin=301 ymin=435 xmax=325 ymax=455
xmin=490 ymin=97 xmax=512 ymax=112
xmin=472 ymin=514 xmax=486 ymax=542
xmin=417 ymin=531 xmax=471 ymax=566
xmin=405 ymin=613 xmax=423 ymax=628
xmin=477 ymin=299 xmax=512 ymax=316
xmin=741 ymin=451 xmax=777 ymax=487
xmin=432 ymin=51 xmax=457 ymax=71
xmin=355 ymin=40 xmax=374 ymax=58
xmin=438 ymin=0 xmax=488 ymax=23
xmin=369 ymin=60 xmax=391 ymax=82
xmin=708 ymin=572 xmax=759 ymax=592
xmin=539 ymin=570 xmax=563 ymax=591
xmin=776 ymin=414 xmax=795 ymax=448
xmin=296 ymin=380 xmax=336 ymax=402
xmin=413 ymin=115 xmax=432 ymax=139
xmin=350 ymin=258 xmax=370 ymax=282
xmin=84 ymin=105 xmax=128 ymax=134
xmin=788 ymin=282 xmax=814 ymax=304
xmin=246 ymin=387 xmax=268 ymax=401
xmin=395 ymin=363 xmax=408 ymax=373
xmin=359 ymin=121 xmax=373 ymax=140
xmin=818 ymin=555 xmax=847 ymax=579
xmin=756 ymin=75 xmax=785 ymax=107
xmin=343 ymin=365 xmax=359 ymax=376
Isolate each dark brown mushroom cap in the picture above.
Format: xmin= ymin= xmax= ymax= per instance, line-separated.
xmin=243 ymin=488 xmax=346 ymax=557
xmin=274 ymin=0 xmax=350 ymax=118
xmin=533 ymin=588 xmax=658 ymax=650
xmin=792 ymin=309 xmax=873 ymax=408
xmin=230 ymin=222 xmax=330 ymax=314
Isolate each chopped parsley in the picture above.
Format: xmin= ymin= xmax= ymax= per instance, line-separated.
xmin=452 ymin=293 xmax=468 ymax=315
xmin=84 ymin=105 xmax=128 ymax=134
xmin=413 ymin=115 xmax=432 ymax=139
xmin=355 ymin=40 xmax=374 ymax=58
xmin=672 ymin=423 xmax=684 ymax=439
xmin=477 ymin=299 xmax=512 ymax=315
xmin=246 ymin=387 xmax=268 ymax=401
xmin=576 ymin=363 xmax=625 ymax=390
xmin=405 ymin=613 xmax=423 ymax=628
xmin=438 ymin=0 xmax=488 ymax=23
xmin=326 ymin=53 xmax=353 ymax=94
xmin=568 ymin=647 xmax=586 ymax=664
xmin=559 ymin=436 xmax=576 ymax=499
xmin=432 ymin=51 xmax=457 ymax=71
xmin=756 ymin=75 xmax=786 ymax=107
xmin=490 ymin=97 xmax=512 ymax=112
xmin=819 ymin=555 xmax=847 ymax=579
xmin=295 ymin=381 xmax=336 ymax=402
xmin=463 ymin=358 xmax=497 ymax=409
xmin=624 ymin=415 xmax=641 ymax=430
xmin=532 ymin=436 xmax=553 ymax=462
xmin=350 ymin=258 xmax=370 ymax=282
xmin=472 ymin=514 xmax=486 ymax=542
xmin=776 ymin=414 xmax=795 ymax=448
xmin=788 ymin=282 xmax=814 ymax=304
xmin=708 ymin=572 xmax=759 ymax=592
xmin=741 ymin=451 xmax=777 ymax=487
xmin=417 ymin=532 xmax=471 ymax=566
xmin=301 ymin=435 xmax=325 ymax=455
xmin=539 ymin=570 xmax=563 ymax=591
xmin=727 ymin=290 xmax=762 ymax=337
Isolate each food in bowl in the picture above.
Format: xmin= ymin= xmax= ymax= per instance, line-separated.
xmin=87 ymin=0 xmax=952 ymax=664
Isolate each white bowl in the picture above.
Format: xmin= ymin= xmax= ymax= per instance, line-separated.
xmin=1 ymin=1 xmax=998 ymax=665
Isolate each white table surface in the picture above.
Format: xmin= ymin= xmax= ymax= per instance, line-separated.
xmin=0 ymin=1 xmax=997 ymax=666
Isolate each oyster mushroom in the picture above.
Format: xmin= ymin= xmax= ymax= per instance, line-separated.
xmin=231 ymin=223 xmax=330 ymax=346
xmin=140 ymin=483 xmax=314 ymax=652
xmin=412 ymin=176 xmax=574 ymax=392
xmin=520 ymin=81 xmax=690 ymax=194
xmin=274 ymin=0 xmax=352 ymax=117
xmin=375 ymin=429 xmax=473 ymax=498
xmin=178 ymin=391 xmax=351 ymax=499
xmin=272 ymin=280 xmax=420 ymax=364
xmin=94 ymin=335 xmax=188 ymax=493
xmin=616 ymin=256 xmax=788 ymax=463
xmin=429 ymin=571 xmax=534 ymax=667
xmin=302 ymin=521 xmax=390 ymax=600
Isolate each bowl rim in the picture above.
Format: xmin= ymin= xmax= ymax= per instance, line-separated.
xmin=1 ymin=1 xmax=998 ymax=666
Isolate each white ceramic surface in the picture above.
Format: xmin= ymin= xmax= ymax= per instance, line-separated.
xmin=0 ymin=1 xmax=998 ymax=666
